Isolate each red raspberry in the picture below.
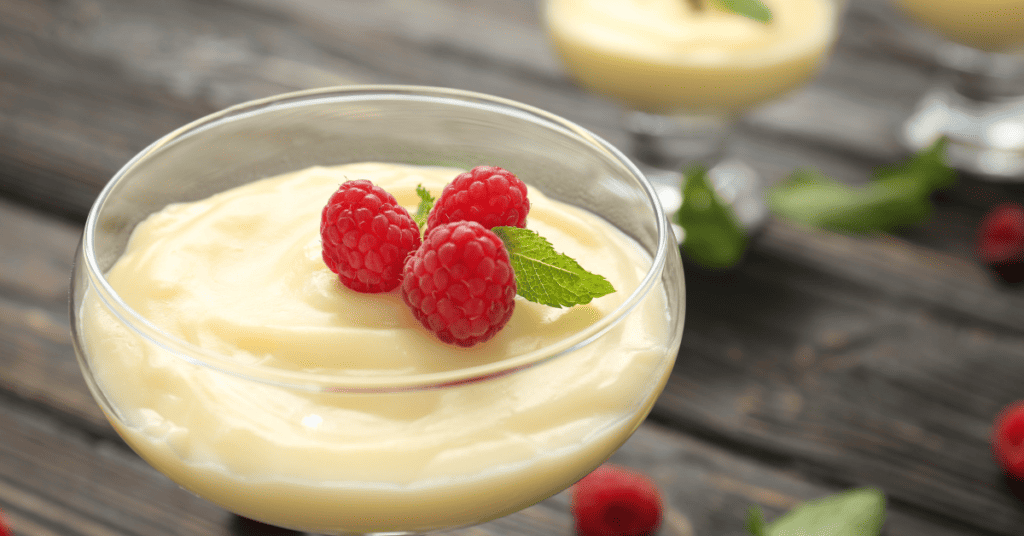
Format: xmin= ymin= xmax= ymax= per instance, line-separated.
xmin=0 ymin=509 xmax=12 ymax=536
xmin=427 ymin=166 xmax=530 ymax=232
xmin=572 ymin=464 xmax=663 ymax=536
xmin=401 ymin=221 xmax=516 ymax=347
xmin=978 ymin=202 xmax=1024 ymax=284
xmin=321 ymin=180 xmax=421 ymax=293
xmin=993 ymin=401 xmax=1024 ymax=479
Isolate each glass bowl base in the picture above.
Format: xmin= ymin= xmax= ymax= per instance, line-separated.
xmin=902 ymin=85 xmax=1024 ymax=180
xmin=638 ymin=158 xmax=768 ymax=245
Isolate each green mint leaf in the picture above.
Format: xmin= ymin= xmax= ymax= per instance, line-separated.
xmin=765 ymin=488 xmax=886 ymax=536
xmin=675 ymin=165 xmax=749 ymax=269
xmin=413 ymin=184 xmax=435 ymax=229
xmin=769 ymin=170 xmax=931 ymax=232
xmin=768 ymin=168 xmax=931 ymax=232
xmin=714 ymin=0 xmax=772 ymax=23
xmin=492 ymin=226 xmax=615 ymax=308
xmin=874 ymin=136 xmax=956 ymax=191
xmin=745 ymin=505 xmax=769 ymax=536
xmin=767 ymin=138 xmax=956 ymax=233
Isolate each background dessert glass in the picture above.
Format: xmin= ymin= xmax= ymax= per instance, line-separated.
xmin=543 ymin=0 xmax=847 ymax=227
xmin=69 ymin=85 xmax=685 ymax=535
xmin=888 ymin=0 xmax=1024 ymax=179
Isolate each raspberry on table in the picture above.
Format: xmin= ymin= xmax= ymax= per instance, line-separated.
xmin=0 ymin=508 xmax=12 ymax=536
xmin=993 ymin=400 xmax=1024 ymax=479
xmin=571 ymin=464 xmax=663 ymax=536
xmin=321 ymin=180 xmax=421 ymax=293
xmin=977 ymin=202 xmax=1024 ymax=284
xmin=401 ymin=220 xmax=516 ymax=347
xmin=427 ymin=165 xmax=530 ymax=232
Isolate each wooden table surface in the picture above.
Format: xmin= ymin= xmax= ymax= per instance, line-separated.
xmin=3 ymin=0 xmax=1024 ymax=535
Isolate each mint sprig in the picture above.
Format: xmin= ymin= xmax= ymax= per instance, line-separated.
xmin=874 ymin=136 xmax=955 ymax=190
xmin=413 ymin=186 xmax=615 ymax=308
xmin=676 ymin=164 xmax=749 ymax=269
xmin=413 ymin=184 xmax=435 ymax=229
xmin=674 ymin=139 xmax=954 ymax=269
xmin=714 ymin=0 xmax=772 ymax=23
xmin=493 ymin=226 xmax=615 ymax=308
xmin=767 ymin=137 xmax=955 ymax=233
xmin=746 ymin=488 xmax=886 ymax=536
xmin=767 ymin=168 xmax=933 ymax=233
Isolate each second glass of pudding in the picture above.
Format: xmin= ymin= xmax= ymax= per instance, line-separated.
xmin=889 ymin=0 xmax=1024 ymax=179
xmin=544 ymin=0 xmax=846 ymax=224
xmin=70 ymin=86 xmax=685 ymax=535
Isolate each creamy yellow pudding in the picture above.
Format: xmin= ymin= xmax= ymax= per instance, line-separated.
xmin=892 ymin=0 xmax=1024 ymax=53
xmin=78 ymin=163 xmax=676 ymax=534
xmin=545 ymin=0 xmax=840 ymax=114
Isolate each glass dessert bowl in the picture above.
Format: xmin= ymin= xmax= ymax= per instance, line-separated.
xmin=888 ymin=0 xmax=1024 ymax=179
xmin=69 ymin=86 xmax=685 ymax=535
xmin=543 ymin=0 xmax=846 ymax=226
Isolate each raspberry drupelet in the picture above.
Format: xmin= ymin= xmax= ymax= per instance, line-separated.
xmin=427 ymin=165 xmax=530 ymax=232
xmin=321 ymin=179 xmax=421 ymax=293
xmin=401 ymin=220 xmax=516 ymax=347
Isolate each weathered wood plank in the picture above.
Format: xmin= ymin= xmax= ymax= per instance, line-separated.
xmin=658 ymin=218 xmax=1024 ymax=535
xmin=0 ymin=197 xmax=109 ymax=432
xmin=0 ymin=396 xmax=232 ymax=536
xmin=610 ymin=422 xmax=999 ymax=536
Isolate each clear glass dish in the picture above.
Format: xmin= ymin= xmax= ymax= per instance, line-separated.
xmin=885 ymin=0 xmax=1024 ymax=179
xmin=69 ymin=85 xmax=685 ymax=535
xmin=543 ymin=0 xmax=847 ymax=226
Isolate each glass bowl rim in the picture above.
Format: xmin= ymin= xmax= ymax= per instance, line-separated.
xmin=78 ymin=84 xmax=675 ymax=393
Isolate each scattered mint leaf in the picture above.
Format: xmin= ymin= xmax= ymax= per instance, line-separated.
xmin=413 ymin=184 xmax=435 ymax=229
xmin=745 ymin=505 xmax=769 ymax=536
xmin=673 ymin=140 xmax=954 ymax=268
xmin=714 ymin=0 xmax=772 ymax=23
xmin=676 ymin=165 xmax=748 ymax=269
xmin=492 ymin=226 xmax=615 ymax=308
xmin=874 ymin=136 xmax=955 ymax=190
xmin=754 ymin=488 xmax=886 ymax=536
xmin=767 ymin=168 xmax=933 ymax=232
xmin=767 ymin=137 xmax=955 ymax=233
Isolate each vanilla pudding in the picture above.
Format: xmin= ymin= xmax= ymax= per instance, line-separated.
xmin=892 ymin=0 xmax=1024 ymax=52
xmin=544 ymin=0 xmax=840 ymax=113
xmin=77 ymin=163 xmax=676 ymax=534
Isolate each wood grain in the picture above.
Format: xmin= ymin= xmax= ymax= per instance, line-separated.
xmin=0 ymin=197 xmax=108 ymax=432
xmin=658 ymin=219 xmax=1024 ymax=534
